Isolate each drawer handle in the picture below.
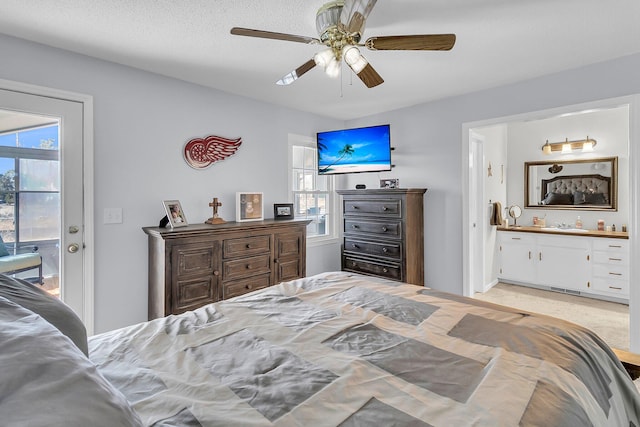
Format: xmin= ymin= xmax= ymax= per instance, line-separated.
xmin=609 ymin=245 xmax=622 ymax=248
xmin=382 ymin=268 xmax=388 ymax=273
xmin=382 ymin=247 xmax=388 ymax=253
xmin=382 ymin=206 xmax=388 ymax=211
xmin=609 ymin=272 xmax=622 ymax=276
xmin=351 ymin=224 xmax=359 ymax=229
xmin=246 ymin=264 xmax=252 ymax=269
xmin=245 ymin=284 xmax=253 ymax=290
xmin=511 ymin=237 xmax=521 ymax=240
xmin=352 ymin=243 xmax=360 ymax=249
xmin=246 ymin=244 xmax=252 ymax=249
xmin=609 ymin=258 xmax=622 ymax=261
xmin=609 ymin=286 xmax=623 ymax=290
xmin=382 ymin=226 xmax=388 ymax=232
xmin=351 ymin=205 xmax=359 ymax=210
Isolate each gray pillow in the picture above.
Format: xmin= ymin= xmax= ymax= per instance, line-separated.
xmin=0 ymin=297 xmax=143 ymax=427
xmin=0 ymin=274 xmax=88 ymax=355
xmin=542 ymin=192 xmax=573 ymax=205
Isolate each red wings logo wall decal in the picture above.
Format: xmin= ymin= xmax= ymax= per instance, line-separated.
xmin=183 ymin=135 xmax=243 ymax=169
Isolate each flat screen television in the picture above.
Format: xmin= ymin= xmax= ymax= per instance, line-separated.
xmin=317 ymin=124 xmax=392 ymax=175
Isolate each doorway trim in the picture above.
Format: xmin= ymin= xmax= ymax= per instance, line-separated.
xmin=462 ymin=94 xmax=640 ymax=352
xmin=0 ymin=78 xmax=95 ymax=335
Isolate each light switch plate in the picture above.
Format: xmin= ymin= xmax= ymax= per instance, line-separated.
xmin=104 ymin=208 xmax=123 ymax=224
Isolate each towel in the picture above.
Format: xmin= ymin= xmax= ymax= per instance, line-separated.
xmin=490 ymin=201 xmax=503 ymax=226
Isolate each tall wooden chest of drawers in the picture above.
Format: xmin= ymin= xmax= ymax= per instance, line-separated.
xmin=337 ymin=188 xmax=426 ymax=285
xmin=143 ymin=219 xmax=309 ymax=319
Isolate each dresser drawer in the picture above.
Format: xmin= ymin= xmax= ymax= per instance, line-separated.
xmin=342 ymin=255 xmax=402 ymax=281
xmin=343 ymin=238 xmax=402 ymax=260
xmin=342 ymin=199 xmax=402 ymax=218
xmin=223 ymin=274 xmax=271 ymax=299
xmin=173 ymin=276 xmax=216 ymax=313
xmin=590 ymin=277 xmax=629 ymax=297
xmin=223 ymin=254 xmax=271 ymax=280
xmin=223 ymin=235 xmax=271 ymax=258
xmin=344 ymin=219 xmax=402 ymax=239
xmin=174 ymin=244 xmax=215 ymax=277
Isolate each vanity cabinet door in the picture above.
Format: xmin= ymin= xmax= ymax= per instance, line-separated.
xmin=498 ymin=233 xmax=536 ymax=283
xmin=535 ymin=235 xmax=590 ymax=292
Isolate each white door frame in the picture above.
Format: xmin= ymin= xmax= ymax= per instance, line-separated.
xmin=462 ymin=95 xmax=640 ymax=352
xmin=0 ymin=78 xmax=95 ymax=334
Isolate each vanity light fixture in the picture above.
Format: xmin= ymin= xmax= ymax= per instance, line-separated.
xmin=541 ymin=136 xmax=597 ymax=154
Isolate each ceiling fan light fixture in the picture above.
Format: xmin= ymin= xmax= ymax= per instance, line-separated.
xmin=343 ymin=46 xmax=367 ymax=73
xmin=316 ymin=1 xmax=344 ymax=37
xmin=325 ymin=57 xmax=342 ymax=78
xmin=314 ymin=48 xmax=335 ymax=68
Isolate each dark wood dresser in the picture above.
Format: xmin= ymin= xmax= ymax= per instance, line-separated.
xmin=142 ymin=219 xmax=309 ymax=319
xmin=337 ymin=188 xmax=426 ymax=285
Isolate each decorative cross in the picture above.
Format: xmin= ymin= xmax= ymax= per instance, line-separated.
xmin=209 ymin=197 xmax=222 ymax=218
xmin=206 ymin=197 xmax=226 ymax=224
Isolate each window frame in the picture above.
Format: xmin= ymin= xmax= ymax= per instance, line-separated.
xmin=288 ymin=134 xmax=339 ymax=247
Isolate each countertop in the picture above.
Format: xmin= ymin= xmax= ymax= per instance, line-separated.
xmin=497 ymin=225 xmax=628 ymax=239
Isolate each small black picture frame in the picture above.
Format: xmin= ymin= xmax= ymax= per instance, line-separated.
xmin=274 ymin=203 xmax=294 ymax=220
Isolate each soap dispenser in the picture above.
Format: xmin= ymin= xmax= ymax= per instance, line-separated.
xmin=575 ymin=216 xmax=583 ymax=229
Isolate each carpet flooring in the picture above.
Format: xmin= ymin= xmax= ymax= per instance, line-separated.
xmin=474 ymin=282 xmax=630 ymax=351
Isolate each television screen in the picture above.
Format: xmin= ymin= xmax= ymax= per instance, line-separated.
xmin=317 ymin=124 xmax=392 ymax=175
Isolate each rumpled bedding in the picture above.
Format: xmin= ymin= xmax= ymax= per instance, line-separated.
xmin=89 ymin=272 xmax=640 ymax=426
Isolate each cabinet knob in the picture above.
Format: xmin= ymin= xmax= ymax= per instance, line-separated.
xmin=213 ymin=270 xmax=220 ymax=276
xmin=246 ymin=264 xmax=251 ymax=269
xmin=245 ymin=284 xmax=252 ymax=290
xmin=382 ymin=206 xmax=388 ymax=211
xmin=352 ymin=224 xmax=359 ymax=229
xmin=246 ymin=244 xmax=252 ymax=249
xmin=274 ymin=258 xmax=279 ymax=263
xmin=352 ymin=243 xmax=359 ymax=249
xmin=382 ymin=247 xmax=388 ymax=253
xmin=352 ymin=262 xmax=357 ymax=267
xmin=382 ymin=226 xmax=388 ymax=232
xmin=382 ymin=268 xmax=388 ymax=273
xmin=351 ymin=205 xmax=359 ymax=210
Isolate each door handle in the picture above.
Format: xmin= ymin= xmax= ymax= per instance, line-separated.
xmin=67 ymin=243 xmax=80 ymax=253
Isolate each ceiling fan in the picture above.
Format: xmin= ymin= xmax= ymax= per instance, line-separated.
xmin=230 ymin=0 xmax=455 ymax=88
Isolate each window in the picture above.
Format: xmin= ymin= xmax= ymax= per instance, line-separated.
xmin=289 ymin=135 xmax=338 ymax=243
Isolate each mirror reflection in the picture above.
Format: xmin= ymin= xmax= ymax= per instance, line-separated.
xmin=524 ymin=156 xmax=618 ymax=210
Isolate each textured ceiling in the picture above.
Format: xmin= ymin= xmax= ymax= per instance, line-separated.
xmin=1 ymin=0 xmax=640 ymax=120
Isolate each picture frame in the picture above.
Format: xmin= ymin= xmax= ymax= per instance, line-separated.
xmin=273 ymin=203 xmax=294 ymax=220
xmin=163 ymin=200 xmax=188 ymax=228
xmin=236 ymin=192 xmax=264 ymax=222
xmin=380 ymin=178 xmax=400 ymax=189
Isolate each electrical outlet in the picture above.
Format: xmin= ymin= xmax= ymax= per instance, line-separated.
xmin=104 ymin=208 xmax=123 ymax=224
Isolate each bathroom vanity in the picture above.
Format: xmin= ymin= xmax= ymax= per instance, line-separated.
xmin=497 ymin=226 xmax=629 ymax=302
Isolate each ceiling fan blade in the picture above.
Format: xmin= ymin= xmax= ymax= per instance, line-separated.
xmin=276 ymin=59 xmax=317 ymax=86
xmin=365 ymin=34 xmax=456 ymax=51
xmin=339 ymin=0 xmax=377 ymax=38
xmin=230 ymin=27 xmax=321 ymax=45
xmin=356 ymin=62 xmax=384 ymax=88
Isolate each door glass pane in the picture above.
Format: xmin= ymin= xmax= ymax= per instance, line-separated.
xmin=0 ymin=202 xmax=15 ymax=243
xmin=18 ymin=193 xmax=60 ymax=241
xmin=19 ymin=159 xmax=60 ymax=191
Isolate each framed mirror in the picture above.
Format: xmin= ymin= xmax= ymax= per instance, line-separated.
xmin=524 ymin=156 xmax=618 ymax=211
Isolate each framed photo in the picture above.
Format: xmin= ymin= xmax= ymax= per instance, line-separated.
xmin=273 ymin=203 xmax=294 ymax=220
xmin=236 ymin=192 xmax=264 ymax=222
xmin=163 ymin=200 xmax=188 ymax=228
xmin=380 ymin=178 xmax=400 ymax=189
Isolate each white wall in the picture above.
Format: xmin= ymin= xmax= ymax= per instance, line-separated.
xmin=4 ymin=32 xmax=640 ymax=332
xmin=0 ymin=34 xmax=343 ymax=333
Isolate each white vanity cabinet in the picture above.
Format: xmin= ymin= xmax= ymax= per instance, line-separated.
xmin=497 ymin=230 xmax=629 ymax=301
xmin=590 ymin=238 xmax=630 ymax=299
xmin=497 ymin=232 xmax=536 ymax=283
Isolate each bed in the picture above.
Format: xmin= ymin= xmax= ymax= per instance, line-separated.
xmin=2 ymin=272 xmax=639 ymax=426
xmin=541 ymin=174 xmax=611 ymax=206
